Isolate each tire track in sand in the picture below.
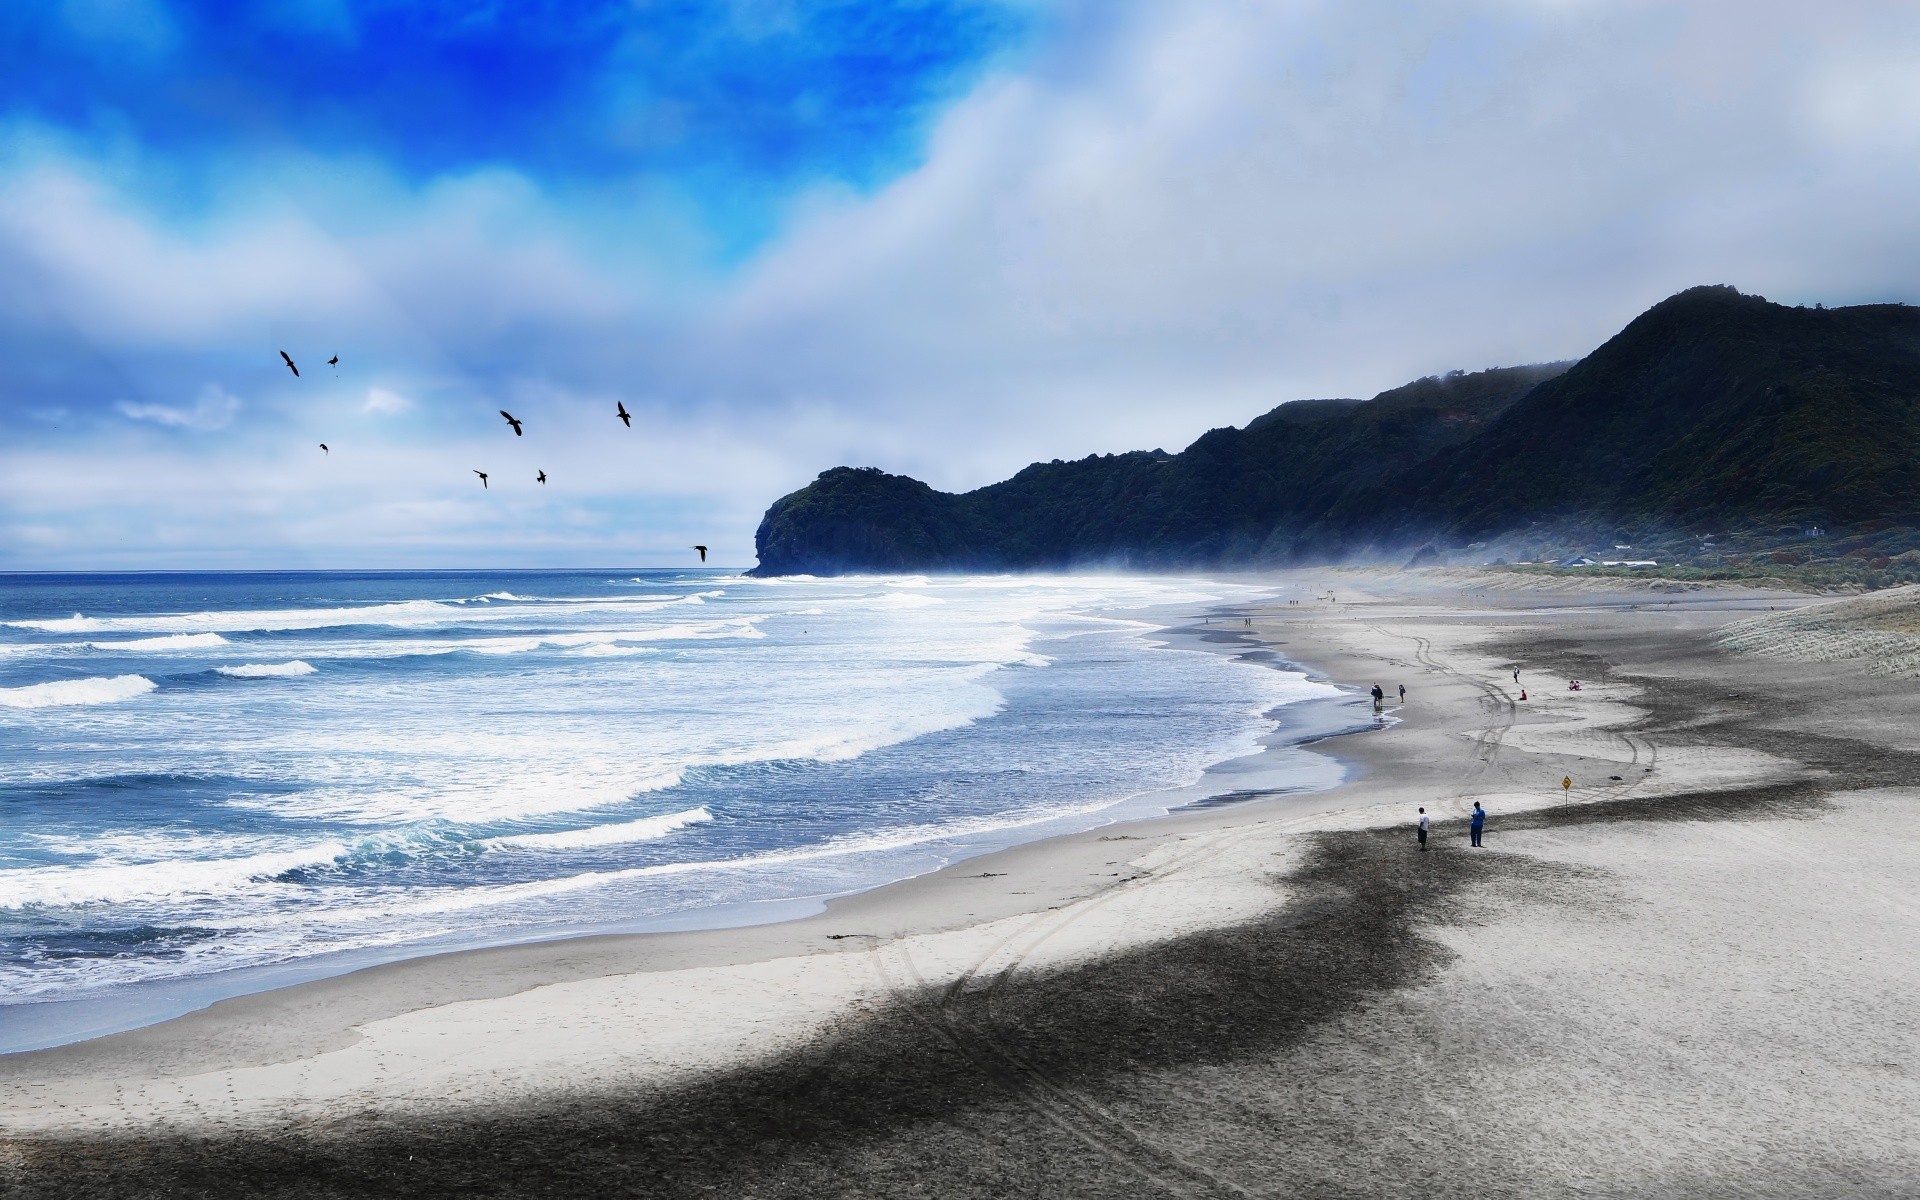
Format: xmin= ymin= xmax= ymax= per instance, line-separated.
xmin=1374 ymin=627 xmax=1516 ymax=775
xmin=1390 ymin=626 xmax=1670 ymax=804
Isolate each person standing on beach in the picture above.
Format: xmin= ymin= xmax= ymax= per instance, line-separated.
xmin=1398 ymin=684 xmax=1406 ymax=703
xmin=1417 ymin=807 xmax=1429 ymax=851
xmin=1513 ymin=667 xmax=1520 ymax=684
xmin=1371 ymin=684 xmax=1384 ymax=706
xmin=1470 ymin=802 xmax=1486 ymax=847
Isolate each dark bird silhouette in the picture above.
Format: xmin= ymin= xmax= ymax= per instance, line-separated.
xmin=536 ymin=470 xmax=547 ymax=484
xmin=616 ymin=401 xmax=631 ymax=428
xmin=500 ymin=410 xmax=523 ymax=437
xmin=693 ymin=545 xmax=707 ymax=562
xmin=474 ymin=470 xmax=488 ymax=489
xmin=279 ymin=351 xmax=299 ymax=377
xmin=327 ymin=355 xmax=339 ymax=368
xmin=319 ymin=443 xmax=328 ymax=454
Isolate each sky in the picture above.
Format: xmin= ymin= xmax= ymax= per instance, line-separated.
xmin=5 ymin=0 xmax=1920 ymax=569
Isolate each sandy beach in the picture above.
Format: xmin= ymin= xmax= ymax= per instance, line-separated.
xmin=6 ymin=570 xmax=1920 ymax=1197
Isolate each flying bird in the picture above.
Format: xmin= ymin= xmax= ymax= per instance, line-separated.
xmin=319 ymin=443 xmax=329 ymax=454
xmin=536 ymin=470 xmax=547 ymax=484
xmin=328 ymin=355 xmax=339 ymax=367
xmin=474 ymin=470 xmax=489 ymax=489
xmin=279 ymin=351 xmax=299 ymax=377
xmin=616 ymin=401 xmax=631 ymax=428
xmin=693 ymin=545 xmax=707 ymax=563
xmin=500 ymin=410 xmax=523 ymax=437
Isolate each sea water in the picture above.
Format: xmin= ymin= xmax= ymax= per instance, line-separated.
xmin=0 ymin=571 xmax=1341 ymax=1049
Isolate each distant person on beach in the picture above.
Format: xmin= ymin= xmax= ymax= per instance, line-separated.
xmin=1371 ymin=684 xmax=1384 ymax=707
xmin=1470 ymin=802 xmax=1486 ymax=847
xmin=1417 ymin=807 xmax=1429 ymax=851
xmin=1398 ymin=684 xmax=1406 ymax=703
xmin=1513 ymin=667 xmax=1520 ymax=683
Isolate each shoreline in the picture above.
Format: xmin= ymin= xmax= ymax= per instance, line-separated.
xmin=0 ymin=588 xmax=1359 ymax=1059
xmin=0 ymin=570 xmax=1789 ymax=1090
xmin=13 ymin=568 xmax=1920 ymax=1197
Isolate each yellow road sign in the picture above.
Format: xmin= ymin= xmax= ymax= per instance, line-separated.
xmin=1561 ymin=776 xmax=1572 ymax=791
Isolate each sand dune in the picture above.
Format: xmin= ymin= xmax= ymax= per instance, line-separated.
xmin=1718 ymin=583 xmax=1920 ymax=676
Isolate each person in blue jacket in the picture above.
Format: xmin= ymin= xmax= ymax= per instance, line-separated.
xmin=1470 ymin=801 xmax=1486 ymax=847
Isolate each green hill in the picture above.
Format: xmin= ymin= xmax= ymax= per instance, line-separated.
xmin=1411 ymin=286 xmax=1920 ymax=536
xmin=751 ymin=287 xmax=1920 ymax=575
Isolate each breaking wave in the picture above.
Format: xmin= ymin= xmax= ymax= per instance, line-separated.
xmin=0 ymin=675 xmax=157 ymax=709
xmin=0 ymin=569 xmax=1337 ymax=1038
xmin=0 ymin=842 xmax=348 ymax=909
xmin=88 ymin=633 xmax=230 ymax=652
xmin=215 ymin=661 xmax=318 ymax=679
xmin=488 ymin=807 xmax=714 ymax=852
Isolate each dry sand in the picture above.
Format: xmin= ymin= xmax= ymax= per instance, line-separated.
xmin=4 ymin=570 xmax=1920 ymax=1196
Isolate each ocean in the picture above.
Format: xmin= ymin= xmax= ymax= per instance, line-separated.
xmin=0 ymin=571 xmax=1344 ymax=1050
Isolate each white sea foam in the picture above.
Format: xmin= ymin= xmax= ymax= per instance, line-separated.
xmin=215 ymin=661 xmax=318 ymax=678
xmin=355 ymin=796 xmax=1146 ymax=921
xmin=22 ymin=828 xmax=289 ymax=863
xmin=452 ymin=620 xmax=765 ymax=653
xmin=0 ymin=841 xmax=348 ymax=908
xmin=443 ymin=621 xmax=757 ymax=657
xmin=460 ymin=592 xmax=639 ymax=604
xmin=250 ymin=664 xmax=1001 ymax=826
xmin=87 ymin=633 xmax=230 ymax=651
xmin=479 ymin=592 xmax=682 ymax=604
xmin=0 ymin=572 xmax=1340 ymax=1007
xmin=257 ymin=765 xmax=695 ymax=826
xmin=738 ymin=688 xmax=1003 ymax=765
xmin=488 ymin=806 xmax=713 ymax=852
xmin=0 ymin=675 xmax=157 ymax=709
xmin=615 ymin=618 xmax=764 ymax=641
xmin=8 ymin=601 xmax=458 ymax=634
xmin=570 ymin=644 xmax=652 ymax=657
xmin=5 ymin=596 xmax=686 ymax=635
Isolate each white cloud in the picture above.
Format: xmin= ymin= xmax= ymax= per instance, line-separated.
xmin=8 ymin=0 xmax=1920 ymax=566
xmin=1804 ymin=49 xmax=1920 ymax=150
xmin=0 ymin=395 xmax=800 ymax=568
xmin=115 ymin=384 xmax=242 ymax=431
xmin=0 ymin=149 xmax=637 ymax=364
xmin=362 ymin=386 xmax=413 ymax=415
xmin=697 ymin=0 xmax=1920 ymax=490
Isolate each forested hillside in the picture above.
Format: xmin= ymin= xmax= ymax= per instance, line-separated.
xmin=752 ymin=288 xmax=1920 ymax=575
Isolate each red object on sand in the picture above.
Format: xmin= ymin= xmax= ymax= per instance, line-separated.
xmin=1520 ymin=689 xmax=1527 ymax=700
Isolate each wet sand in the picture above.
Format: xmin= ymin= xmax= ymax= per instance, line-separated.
xmin=6 ymin=571 xmax=1920 ymax=1197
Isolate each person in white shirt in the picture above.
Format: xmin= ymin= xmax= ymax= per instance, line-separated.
xmin=1417 ymin=806 xmax=1429 ymax=851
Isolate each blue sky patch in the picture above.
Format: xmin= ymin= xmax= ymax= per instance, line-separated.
xmin=2 ymin=0 xmax=1033 ymax=255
